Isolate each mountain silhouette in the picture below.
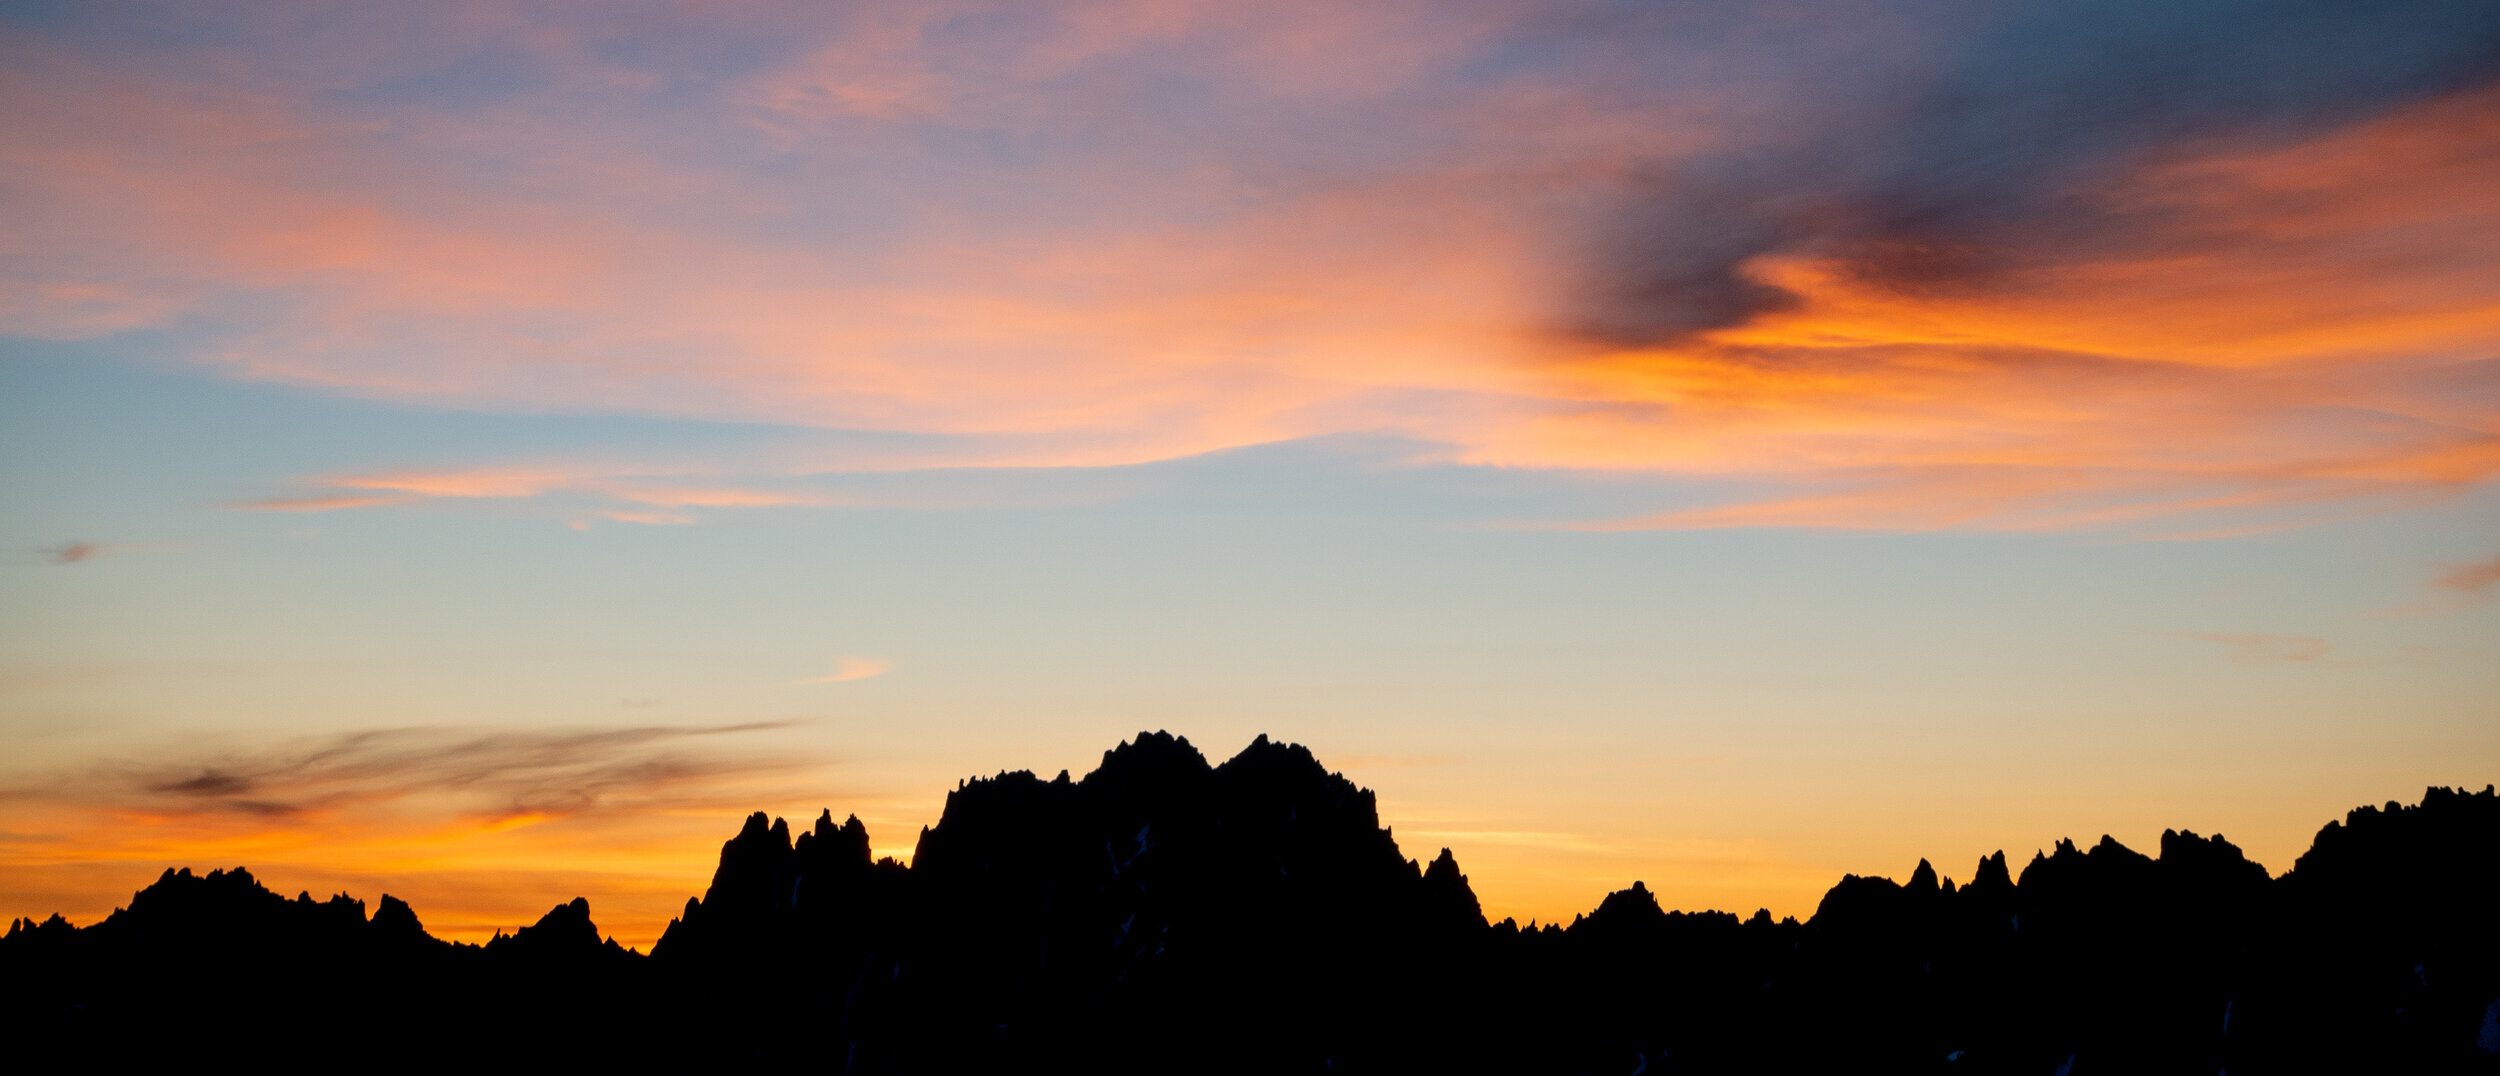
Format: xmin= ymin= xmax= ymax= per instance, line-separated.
xmin=5 ymin=731 xmax=2495 ymax=1073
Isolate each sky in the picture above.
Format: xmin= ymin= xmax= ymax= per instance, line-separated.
xmin=3 ymin=0 xmax=2495 ymax=949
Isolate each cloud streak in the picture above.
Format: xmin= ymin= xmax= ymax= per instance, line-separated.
xmin=46 ymin=722 xmax=814 ymax=822
xmin=39 ymin=541 xmax=183 ymax=563
xmin=228 ymin=465 xmax=840 ymax=524
xmin=799 ymin=657 xmax=894 ymax=684
xmin=0 ymin=721 xmax=846 ymax=949
xmin=2435 ymin=555 xmax=2500 ymax=596
xmin=46 ymin=542 xmax=102 ymax=564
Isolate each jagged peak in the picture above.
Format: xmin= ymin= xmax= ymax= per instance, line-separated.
xmin=1420 ymin=847 xmax=1483 ymax=925
xmin=541 ymin=897 xmax=591 ymax=929
xmin=4 ymin=913 xmax=74 ymax=939
xmin=1907 ymin=858 xmax=1939 ymax=892
xmin=1970 ymin=850 xmax=2014 ymax=892
xmin=2159 ymin=828 xmax=2254 ymax=863
xmin=372 ymin=893 xmax=428 ymax=938
xmin=1088 ymin=729 xmax=1212 ymax=784
xmin=1220 ymin=733 xmax=1324 ymax=774
xmin=1217 ymin=736 xmax=1372 ymax=803
xmin=951 ymin=768 xmax=1050 ymax=796
xmin=2287 ymin=783 xmax=2500 ymax=886
xmin=1583 ymin=879 xmax=1667 ymax=926
xmin=180 ymin=865 xmax=259 ymax=889
xmin=735 ymin=810 xmax=773 ymax=840
xmin=935 ymin=769 xmax=1065 ymax=831
xmin=489 ymin=896 xmax=606 ymax=957
xmin=794 ymin=809 xmax=874 ymax=870
xmin=2087 ymin=834 xmax=2148 ymax=863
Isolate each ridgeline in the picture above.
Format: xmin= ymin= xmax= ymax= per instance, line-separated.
xmin=6 ymin=732 xmax=2495 ymax=1072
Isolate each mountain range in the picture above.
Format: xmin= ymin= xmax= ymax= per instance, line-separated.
xmin=6 ymin=731 xmax=2495 ymax=1072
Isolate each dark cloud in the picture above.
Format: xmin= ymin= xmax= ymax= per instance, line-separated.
xmin=155 ymin=770 xmax=256 ymax=797
xmin=1567 ymin=0 xmax=2500 ymax=345
xmin=101 ymin=722 xmax=809 ymax=820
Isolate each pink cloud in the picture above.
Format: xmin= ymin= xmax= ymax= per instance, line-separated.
xmin=2435 ymin=554 xmax=2500 ymax=596
xmin=588 ymin=484 xmax=833 ymax=509
xmin=234 ymin=462 xmax=856 ymax=524
xmin=3 ymin=12 xmax=2494 ymax=536
xmin=47 ymin=542 xmax=103 ymax=564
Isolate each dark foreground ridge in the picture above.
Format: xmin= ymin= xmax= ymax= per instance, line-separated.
xmin=5 ymin=733 xmax=2495 ymax=1073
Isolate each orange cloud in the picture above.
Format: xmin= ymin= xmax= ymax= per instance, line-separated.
xmin=1517 ymin=89 xmax=2500 ymax=532
xmin=799 ymin=656 xmax=894 ymax=684
xmin=236 ymin=464 xmax=844 ymax=523
xmin=0 ymin=722 xmax=842 ymax=947
xmin=3 ymin=19 xmax=2493 ymax=537
xmin=46 ymin=542 xmax=102 ymax=563
xmin=586 ymin=483 xmax=833 ymax=509
xmin=329 ymin=470 xmax=569 ymax=499
xmin=2435 ymin=555 xmax=2500 ymax=596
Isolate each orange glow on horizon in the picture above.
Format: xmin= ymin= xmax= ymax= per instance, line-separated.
xmin=0 ymin=787 xmax=1856 ymax=948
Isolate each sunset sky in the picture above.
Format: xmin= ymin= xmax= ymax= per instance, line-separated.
xmin=4 ymin=0 xmax=2496 ymax=948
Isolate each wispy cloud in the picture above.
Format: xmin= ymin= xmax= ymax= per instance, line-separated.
xmin=228 ymin=442 xmax=1198 ymax=525
xmin=46 ymin=542 xmax=102 ymax=564
xmin=2371 ymin=551 xmax=2500 ymax=616
xmin=39 ymin=540 xmax=183 ymax=563
xmin=799 ymin=657 xmax=893 ymax=684
xmin=229 ymin=464 xmax=837 ymax=524
xmin=2435 ymin=554 xmax=2500 ymax=596
xmin=2173 ymin=632 xmax=2335 ymax=664
xmin=23 ymin=722 xmax=815 ymax=822
xmin=0 ymin=721 xmax=853 ymax=949
xmin=2 ymin=3 xmax=2493 ymax=535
